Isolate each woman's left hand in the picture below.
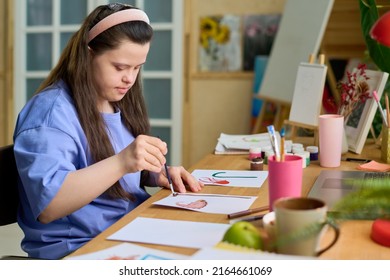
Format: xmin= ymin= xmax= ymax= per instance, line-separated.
xmin=156 ymin=166 xmax=203 ymax=193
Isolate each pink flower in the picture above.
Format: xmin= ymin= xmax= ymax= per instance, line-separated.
xmin=336 ymin=63 xmax=371 ymax=119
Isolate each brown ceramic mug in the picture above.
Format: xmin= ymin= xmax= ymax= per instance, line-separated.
xmin=273 ymin=197 xmax=339 ymax=257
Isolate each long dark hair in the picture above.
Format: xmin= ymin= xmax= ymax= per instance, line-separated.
xmin=36 ymin=4 xmax=153 ymax=200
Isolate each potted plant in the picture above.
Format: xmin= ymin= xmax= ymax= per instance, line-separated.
xmin=360 ymin=0 xmax=390 ymax=73
xmin=360 ymin=0 xmax=390 ymax=135
xmin=324 ymin=1 xmax=390 ymax=246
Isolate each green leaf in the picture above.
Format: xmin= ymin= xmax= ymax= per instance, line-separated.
xmin=360 ymin=0 xmax=390 ymax=72
xmin=330 ymin=178 xmax=390 ymax=220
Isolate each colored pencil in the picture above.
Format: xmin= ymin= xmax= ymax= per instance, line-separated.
xmin=227 ymin=205 xmax=269 ymax=219
xmin=385 ymin=93 xmax=390 ymax=128
xmin=373 ymin=91 xmax=388 ymax=127
xmin=280 ymin=127 xmax=285 ymax=161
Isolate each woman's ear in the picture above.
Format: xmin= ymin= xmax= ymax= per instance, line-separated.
xmin=88 ymin=46 xmax=94 ymax=54
xmin=87 ymin=46 xmax=95 ymax=58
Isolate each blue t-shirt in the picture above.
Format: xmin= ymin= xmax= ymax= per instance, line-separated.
xmin=13 ymin=80 xmax=150 ymax=259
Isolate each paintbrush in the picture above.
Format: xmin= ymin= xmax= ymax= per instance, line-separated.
xmin=164 ymin=163 xmax=177 ymax=196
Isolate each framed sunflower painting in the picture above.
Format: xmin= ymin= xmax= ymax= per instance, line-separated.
xmin=198 ymin=15 xmax=242 ymax=72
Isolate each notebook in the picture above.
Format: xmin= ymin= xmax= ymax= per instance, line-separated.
xmin=307 ymin=170 xmax=390 ymax=210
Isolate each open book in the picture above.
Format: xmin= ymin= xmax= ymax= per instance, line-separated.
xmin=214 ymin=132 xmax=279 ymax=155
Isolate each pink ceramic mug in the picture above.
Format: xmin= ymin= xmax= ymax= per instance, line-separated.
xmin=267 ymin=155 xmax=303 ymax=211
xmin=318 ymin=114 xmax=344 ymax=167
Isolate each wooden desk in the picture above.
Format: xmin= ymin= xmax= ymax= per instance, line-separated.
xmin=67 ymin=141 xmax=390 ymax=259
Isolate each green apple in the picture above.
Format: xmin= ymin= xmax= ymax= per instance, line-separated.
xmin=222 ymin=221 xmax=264 ymax=250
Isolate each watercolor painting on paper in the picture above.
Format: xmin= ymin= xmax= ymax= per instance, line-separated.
xmin=191 ymin=169 xmax=268 ymax=188
xmin=153 ymin=193 xmax=257 ymax=214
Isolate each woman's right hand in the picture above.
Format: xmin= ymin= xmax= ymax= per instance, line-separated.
xmin=39 ymin=135 xmax=167 ymax=223
xmin=119 ymin=135 xmax=168 ymax=174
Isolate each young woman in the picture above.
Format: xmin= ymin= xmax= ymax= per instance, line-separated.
xmin=13 ymin=3 xmax=203 ymax=259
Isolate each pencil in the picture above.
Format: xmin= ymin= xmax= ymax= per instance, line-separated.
xmin=227 ymin=205 xmax=269 ymax=219
xmin=386 ymin=93 xmax=390 ymax=128
xmin=280 ymin=127 xmax=285 ymax=161
xmin=229 ymin=214 xmax=266 ymax=224
xmin=373 ymin=91 xmax=388 ymax=127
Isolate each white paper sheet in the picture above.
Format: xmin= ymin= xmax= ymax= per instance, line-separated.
xmin=214 ymin=132 xmax=279 ymax=155
xmin=107 ymin=217 xmax=230 ymax=249
xmin=65 ymin=243 xmax=189 ymax=260
xmin=217 ymin=132 xmax=278 ymax=150
xmin=153 ymin=193 xmax=257 ymax=214
xmin=191 ymin=169 xmax=268 ymax=187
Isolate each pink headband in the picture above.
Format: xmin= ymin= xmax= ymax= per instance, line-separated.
xmin=88 ymin=9 xmax=150 ymax=43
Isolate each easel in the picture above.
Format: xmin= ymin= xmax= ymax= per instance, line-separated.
xmin=283 ymin=54 xmax=327 ymax=146
xmin=250 ymin=0 xmax=334 ymax=135
xmin=283 ymin=120 xmax=319 ymax=146
xmin=252 ymin=54 xmax=324 ymax=143
xmin=251 ymin=96 xmax=290 ymax=133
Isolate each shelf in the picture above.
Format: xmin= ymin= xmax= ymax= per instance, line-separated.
xmin=191 ymin=71 xmax=254 ymax=80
